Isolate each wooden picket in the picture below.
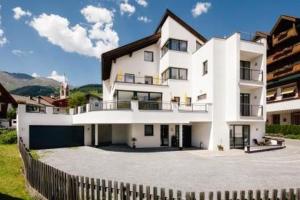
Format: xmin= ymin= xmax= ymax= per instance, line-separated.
xmin=18 ymin=137 xmax=300 ymax=200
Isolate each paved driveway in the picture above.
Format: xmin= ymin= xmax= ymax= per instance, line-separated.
xmin=38 ymin=139 xmax=300 ymax=193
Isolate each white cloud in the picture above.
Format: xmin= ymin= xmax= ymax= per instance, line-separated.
xmin=29 ymin=7 xmax=119 ymax=59
xmin=12 ymin=49 xmax=34 ymax=56
xmin=31 ymin=73 xmax=40 ymax=78
xmin=136 ymin=0 xmax=148 ymax=7
xmin=191 ymin=2 xmax=211 ymax=18
xmin=0 ymin=5 xmax=7 ymax=47
xmin=81 ymin=5 xmax=113 ymax=24
xmin=12 ymin=7 xmax=32 ymax=20
xmin=47 ymin=70 xmax=66 ymax=82
xmin=137 ymin=16 xmax=151 ymax=23
xmin=120 ymin=0 xmax=136 ymax=16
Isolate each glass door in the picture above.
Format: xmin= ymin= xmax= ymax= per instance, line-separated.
xmin=230 ymin=125 xmax=250 ymax=149
xmin=240 ymin=60 xmax=251 ymax=80
xmin=160 ymin=125 xmax=169 ymax=146
xmin=240 ymin=93 xmax=250 ymax=116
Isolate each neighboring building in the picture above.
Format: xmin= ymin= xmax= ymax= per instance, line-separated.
xmin=17 ymin=10 xmax=266 ymax=151
xmin=258 ymin=15 xmax=300 ymax=125
xmin=12 ymin=94 xmax=53 ymax=113
xmin=0 ymin=83 xmax=17 ymax=127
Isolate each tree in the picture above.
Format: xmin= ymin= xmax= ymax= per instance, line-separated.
xmin=6 ymin=108 xmax=16 ymax=127
xmin=68 ymin=92 xmax=87 ymax=108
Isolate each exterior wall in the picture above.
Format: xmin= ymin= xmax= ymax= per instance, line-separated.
xmin=191 ymin=122 xmax=212 ymax=149
xmin=112 ymin=124 xmax=129 ymax=144
xmin=130 ymin=124 xmax=161 ymax=148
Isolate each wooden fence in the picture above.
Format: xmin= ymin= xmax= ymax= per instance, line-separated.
xmin=19 ymin=138 xmax=300 ymax=200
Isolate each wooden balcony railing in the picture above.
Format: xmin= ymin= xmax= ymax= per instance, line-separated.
xmin=267 ymin=43 xmax=300 ymax=65
xmin=267 ymin=63 xmax=300 ymax=81
xmin=272 ymin=26 xmax=298 ymax=46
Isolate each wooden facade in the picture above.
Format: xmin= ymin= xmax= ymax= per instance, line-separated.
xmin=0 ymin=83 xmax=17 ymax=119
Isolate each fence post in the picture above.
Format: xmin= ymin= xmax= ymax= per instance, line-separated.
xmin=282 ymin=189 xmax=287 ymax=200
xmin=86 ymin=177 xmax=90 ymax=200
xmin=120 ymin=182 xmax=125 ymax=200
xmin=225 ymin=191 xmax=230 ymax=200
xmin=217 ymin=191 xmax=221 ymax=200
xmin=233 ymin=191 xmax=238 ymax=200
xmin=126 ymin=183 xmax=131 ymax=200
xmin=133 ymin=184 xmax=137 ymax=200
xmin=296 ymin=189 xmax=300 ymax=200
xmin=146 ymin=186 xmax=151 ymax=200
xmin=161 ymin=188 xmax=165 ymax=200
xmin=186 ymin=192 xmax=191 ymax=200
xmin=248 ymin=190 xmax=253 ymax=200
xmin=264 ymin=190 xmax=269 ymax=200
xmin=177 ymin=191 xmax=182 ymax=200
xmin=102 ymin=179 xmax=107 ymax=200
xmin=91 ymin=178 xmax=95 ymax=200
xmin=169 ymin=189 xmax=174 ymax=200
xmin=289 ymin=189 xmax=295 ymax=200
xmin=273 ymin=189 xmax=278 ymax=200
xmin=108 ymin=180 xmax=112 ymax=200
xmin=209 ymin=192 xmax=213 ymax=200
xmin=113 ymin=181 xmax=118 ymax=200
xmin=241 ymin=191 xmax=245 ymax=200
xmin=199 ymin=192 xmax=205 ymax=200
xmin=97 ymin=179 xmax=101 ymax=200
xmin=139 ymin=185 xmax=143 ymax=200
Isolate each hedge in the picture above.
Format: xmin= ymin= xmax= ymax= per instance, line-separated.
xmin=266 ymin=124 xmax=300 ymax=136
xmin=0 ymin=129 xmax=17 ymax=144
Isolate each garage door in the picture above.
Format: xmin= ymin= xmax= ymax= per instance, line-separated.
xmin=29 ymin=125 xmax=84 ymax=149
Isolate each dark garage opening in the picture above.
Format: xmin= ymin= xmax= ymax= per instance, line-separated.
xmin=29 ymin=125 xmax=84 ymax=149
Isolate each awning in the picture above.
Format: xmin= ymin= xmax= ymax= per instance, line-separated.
xmin=281 ymin=86 xmax=296 ymax=95
xmin=267 ymin=90 xmax=276 ymax=98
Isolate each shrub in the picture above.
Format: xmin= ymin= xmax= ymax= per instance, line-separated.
xmin=0 ymin=130 xmax=17 ymax=144
xmin=266 ymin=124 xmax=300 ymax=136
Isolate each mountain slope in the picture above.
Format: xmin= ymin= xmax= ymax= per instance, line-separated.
xmin=0 ymin=71 xmax=60 ymax=91
xmin=71 ymin=84 xmax=102 ymax=94
xmin=10 ymin=86 xmax=58 ymax=96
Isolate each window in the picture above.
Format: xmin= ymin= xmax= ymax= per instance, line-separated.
xmin=292 ymin=112 xmax=300 ymax=125
xmin=161 ymin=67 xmax=188 ymax=81
xmin=272 ymin=114 xmax=280 ymax=125
xmin=196 ymin=41 xmax=202 ymax=51
xmin=203 ymin=61 xmax=208 ymax=75
xmin=145 ymin=125 xmax=154 ymax=136
xmin=197 ymin=94 xmax=207 ymax=100
xmin=144 ymin=76 xmax=153 ymax=84
xmin=144 ymin=51 xmax=154 ymax=62
xmin=174 ymin=97 xmax=180 ymax=105
xmin=186 ymin=97 xmax=192 ymax=106
xmin=124 ymin=73 xmax=135 ymax=83
xmin=281 ymin=85 xmax=297 ymax=99
xmin=161 ymin=39 xmax=188 ymax=57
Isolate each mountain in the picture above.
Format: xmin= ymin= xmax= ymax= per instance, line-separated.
xmin=0 ymin=71 xmax=61 ymax=91
xmin=10 ymin=85 xmax=58 ymax=96
xmin=71 ymin=84 xmax=102 ymax=95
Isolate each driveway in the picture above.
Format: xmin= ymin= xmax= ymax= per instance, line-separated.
xmin=38 ymin=139 xmax=300 ymax=193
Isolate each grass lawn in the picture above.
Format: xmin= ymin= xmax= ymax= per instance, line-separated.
xmin=0 ymin=144 xmax=32 ymax=200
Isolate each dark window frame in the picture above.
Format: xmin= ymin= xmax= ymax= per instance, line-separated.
xmin=174 ymin=96 xmax=180 ymax=105
xmin=144 ymin=125 xmax=154 ymax=136
xmin=124 ymin=73 xmax=135 ymax=83
xmin=144 ymin=51 xmax=154 ymax=62
xmin=144 ymin=76 xmax=153 ymax=84
xmin=203 ymin=61 xmax=208 ymax=75
xmin=161 ymin=38 xmax=188 ymax=57
xmin=197 ymin=94 xmax=207 ymax=101
xmin=161 ymin=67 xmax=188 ymax=81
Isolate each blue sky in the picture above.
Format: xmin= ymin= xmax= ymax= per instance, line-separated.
xmin=0 ymin=0 xmax=299 ymax=86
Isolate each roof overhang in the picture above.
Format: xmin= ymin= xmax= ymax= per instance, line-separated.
xmin=101 ymin=33 xmax=161 ymax=80
xmin=270 ymin=15 xmax=299 ymax=35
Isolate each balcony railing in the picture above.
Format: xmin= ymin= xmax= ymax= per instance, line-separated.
xmin=26 ymin=105 xmax=46 ymax=113
xmin=53 ymin=107 xmax=69 ymax=115
xmin=240 ymin=104 xmax=263 ymax=117
xmin=240 ymin=67 xmax=263 ymax=82
xmin=272 ymin=26 xmax=298 ymax=46
xmin=267 ymin=43 xmax=300 ymax=65
xmin=90 ymin=101 xmax=131 ymax=111
xmin=138 ymin=101 xmax=172 ymax=111
xmin=115 ymin=75 xmax=165 ymax=86
xmin=267 ymin=63 xmax=300 ymax=81
xmin=178 ymin=103 xmax=208 ymax=112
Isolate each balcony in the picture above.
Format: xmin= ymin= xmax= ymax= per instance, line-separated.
xmin=272 ymin=26 xmax=298 ymax=46
xmin=115 ymin=74 xmax=165 ymax=86
xmin=267 ymin=43 xmax=300 ymax=65
xmin=267 ymin=63 xmax=300 ymax=81
xmin=240 ymin=104 xmax=263 ymax=118
xmin=240 ymin=67 xmax=263 ymax=82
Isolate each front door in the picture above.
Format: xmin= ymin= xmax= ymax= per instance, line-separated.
xmin=230 ymin=125 xmax=250 ymax=149
xmin=183 ymin=125 xmax=192 ymax=147
xmin=240 ymin=93 xmax=250 ymax=116
xmin=160 ymin=125 xmax=169 ymax=146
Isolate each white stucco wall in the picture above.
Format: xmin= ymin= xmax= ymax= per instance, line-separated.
xmin=191 ymin=122 xmax=212 ymax=149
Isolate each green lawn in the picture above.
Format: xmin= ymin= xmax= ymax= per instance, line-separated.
xmin=0 ymin=144 xmax=32 ymax=200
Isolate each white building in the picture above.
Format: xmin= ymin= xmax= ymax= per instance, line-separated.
xmin=17 ymin=10 xmax=267 ymax=151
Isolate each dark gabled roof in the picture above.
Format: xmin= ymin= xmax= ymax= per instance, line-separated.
xmin=155 ymin=9 xmax=207 ymax=43
xmin=0 ymin=83 xmax=17 ymax=106
xmin=101 ymin=9 xmax=207 ymax=81
xmin=101 ymin=33 xmax=161 ymax=80
xmin=252 ymin=31 xmax=270 ymax=41
xmin=270 ymin=15 xmax=300 ymax=35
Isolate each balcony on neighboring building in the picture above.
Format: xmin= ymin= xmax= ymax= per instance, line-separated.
xmin=272 ymin=26 xmax=298 ymax=46
xmin=267 ymin=63 xmax=300 ymax=81
xmin=267 ymin=43 xmax=300 ymax=65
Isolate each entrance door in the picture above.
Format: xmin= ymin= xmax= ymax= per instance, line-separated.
xmin=230 ymin=125 xmax=250 ymax=149
xmin=240 ymin=93 xmax=250 ymax=116
xmin=160 ymin=125 xmax=169 ymax=146
xmin=183 ymin=125 xmax=192 ymax=147
xmin=240 ymin=60 xmax=251 ymax=80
